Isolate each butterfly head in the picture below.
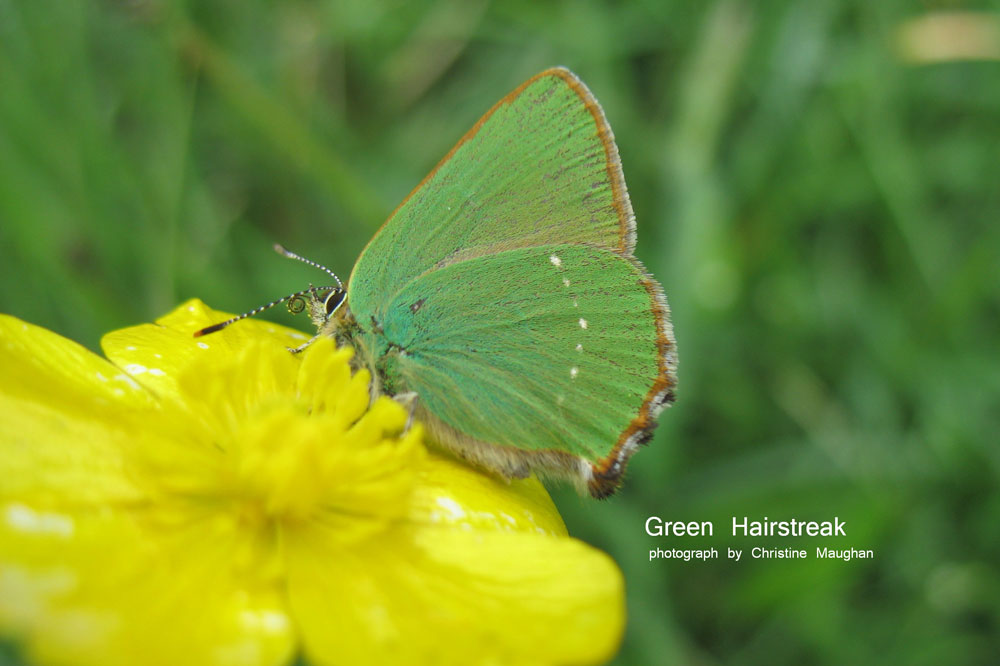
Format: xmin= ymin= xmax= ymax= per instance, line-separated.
xmin=294 ymin=285 xmax=347 ymax=330
xmin=193 ymin=245 xmax=345 ymax=339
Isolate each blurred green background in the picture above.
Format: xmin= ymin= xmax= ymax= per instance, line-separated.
xmin=1 ymin=0 xmax=998 ymax=664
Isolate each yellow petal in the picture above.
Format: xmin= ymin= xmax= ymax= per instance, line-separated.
xmin=0 ymin=501 xmax=295 ymax=666
xmin=0 ymin=315 xmax=154 ymax=504
xmin=101 ymin=299 xmax=310 ymax=400
xmin=287 ymin=524 xmax=624 ymax=666
xmin=288 ymin=443 xmax=621 ymax=666
xmin=412 ymin=449 xmax=567 ymax=536
xmin=296 ymin=336 xmax=355 ymax=415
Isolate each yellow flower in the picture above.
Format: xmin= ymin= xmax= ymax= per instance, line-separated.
xmin=0 ymin=299 xmax=624 ymax=666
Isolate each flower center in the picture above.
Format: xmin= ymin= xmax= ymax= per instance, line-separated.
xmin=167 ymin=339 xmax=425 ymax=543
xmin=231 ymin=406 xmax=340 ymax=523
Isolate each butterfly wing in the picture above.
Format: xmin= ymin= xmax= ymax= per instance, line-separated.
xmin=343 ymin=68 xmax=676 ymax=497
xmin=373 ymin=244 xmax=675 ymax=498
xmin=348 ymin=68 xmax=636 ymax=321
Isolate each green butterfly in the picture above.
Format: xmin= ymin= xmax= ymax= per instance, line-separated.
xmin=200 ymin=68 xmax=677 ymax=498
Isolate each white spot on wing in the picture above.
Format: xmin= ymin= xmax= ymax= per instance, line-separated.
xmin=578 ymin=318 xmax=588 ymax=329
xmin=196 ymin=342 xmax=210 ymax=349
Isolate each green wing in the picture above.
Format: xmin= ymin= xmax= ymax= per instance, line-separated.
xmin=375 ymin=244 xmax=674 ymax=494
xmin=348 ymin=68 xmax=635 ymax=320
xmin=342 ymin=69 xmax=677 ymax=496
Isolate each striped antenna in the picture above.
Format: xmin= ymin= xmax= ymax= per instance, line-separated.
xmin=193 ymin=286 xmax=332 ymax=337
xmin=273 ymin=244 xmax=343 ymax=289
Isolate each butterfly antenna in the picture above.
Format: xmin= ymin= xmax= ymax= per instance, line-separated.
xmin=193 ymin=287 xmax=326 ymax=337
xmin=273 ymin=244 xmax=343 ymax=289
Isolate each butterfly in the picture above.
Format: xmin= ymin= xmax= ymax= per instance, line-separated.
xmin=198 ymin=67 xmax=677 ymax=498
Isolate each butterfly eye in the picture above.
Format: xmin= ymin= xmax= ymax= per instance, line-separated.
xmin=324 ymin=289 xmax=346 ymax=317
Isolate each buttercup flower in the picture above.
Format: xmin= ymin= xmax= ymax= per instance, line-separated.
xmin=0 ymin=300 xmax=624 ymax=666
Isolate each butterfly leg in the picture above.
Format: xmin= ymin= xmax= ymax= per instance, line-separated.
xmin=287 ymin=333 xmax=322 ymax=354
xmin=393 ymin=391 xmax=420 ymax=431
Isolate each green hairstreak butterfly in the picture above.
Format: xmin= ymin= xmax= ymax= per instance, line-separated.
xmin=198 ymin=67 xmax=677 ymax=498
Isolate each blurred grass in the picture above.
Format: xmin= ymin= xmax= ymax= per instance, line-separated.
xmin=1 ymin=0 xmax=999 ymax=664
